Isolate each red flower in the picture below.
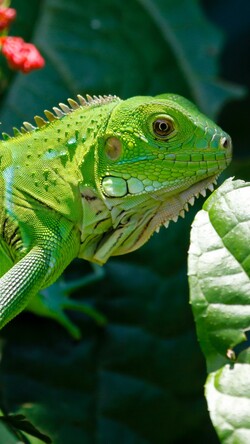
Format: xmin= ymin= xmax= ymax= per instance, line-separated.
xmin=0 ymin=36 xmax=45 ymax=73
xmin=0 ymin=7 xmax=16 ymax=30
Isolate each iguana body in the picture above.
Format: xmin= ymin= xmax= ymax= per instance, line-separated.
xmin=0 ymin=93 xmax=232 ymax=335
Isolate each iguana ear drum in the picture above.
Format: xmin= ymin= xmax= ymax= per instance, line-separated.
xmin=104 ymin=137 xmax=122 ymax=160
xmin=102 ymin=176 xmax=127 ymax=197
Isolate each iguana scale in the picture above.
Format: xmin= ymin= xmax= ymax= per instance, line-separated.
xmin=0 ymin=93 xmax=232 ymax=336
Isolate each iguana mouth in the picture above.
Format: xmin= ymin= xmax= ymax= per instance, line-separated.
xmin=79 ymin=170 xmax=226 ymax=265
xmin=151 ymin=174 xmax=220 ymax=234
xmin=112 ymin=173 xmax=220 ymax=257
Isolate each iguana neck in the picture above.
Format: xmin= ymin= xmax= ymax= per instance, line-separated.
xmin=78 ymin=174 xmax=219 ymax=265
xmin=0 ymin=98 xmax=121 ymax=226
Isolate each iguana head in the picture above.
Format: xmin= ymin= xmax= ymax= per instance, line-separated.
xmin=80 ymin=94 xmax=232 ymax=263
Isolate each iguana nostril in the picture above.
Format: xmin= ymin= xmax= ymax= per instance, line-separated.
xmin=220 ymin=136 xmax=231 ymax=150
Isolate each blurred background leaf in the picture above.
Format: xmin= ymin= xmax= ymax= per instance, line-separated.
xmin=0 ymin=0 xmax=249 ymax=443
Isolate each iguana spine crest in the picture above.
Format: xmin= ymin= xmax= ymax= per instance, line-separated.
xmin=1 ymin=94 xmax=120 ymax=139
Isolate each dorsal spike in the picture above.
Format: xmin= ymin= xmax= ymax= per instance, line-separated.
xmin=2 ymin=132 xmax=11 ymax=140
xmin=86 ymin=94 xmax=93 ymax=103
xmin=102 ymin=94 xmax=118 ymax=104
xmin=53 ymin=107 xmax=65 ymax=117
xmin=75 ymin=93 xmax=120 ymax=108
xmin=77 ymin=94 xmax=87 ymax=106
xmin=34 ymin=115 xmax=47 ymax=128
xmin=44 ymin=109 xmax=57 ymax=122
xmin=67 ymin=98 xmax=79 ymax=110
xmin=23 ymin=121 xmax=36 ymax=132
xmin=99 ymin=95 xmax=106 ymax=103
xmin=59 ymin=102 xmax=71 ymax=114
xmin=13 ymin=127 xmax=22 ymax=136
xmin=1 ymin=93 xmax=121 ymax=140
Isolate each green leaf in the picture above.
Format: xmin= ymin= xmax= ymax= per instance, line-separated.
xmin=189 ymin=178 xmax=250 ymax=368
xmin=0 ymin=414 xmax=52 ymax=444
xmin=137 ymin=0 xmax=245 ymax=117
xmin=188 ymin=178 xmax=250 ymax=442
xmin=206 ymin=353 xmax=250 ymax=444
xmin=0 ymin=418 xmax=21 ymax=444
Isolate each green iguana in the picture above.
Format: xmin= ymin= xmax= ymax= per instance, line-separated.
xmin=0 ymin=93 xmax=232 ymax=337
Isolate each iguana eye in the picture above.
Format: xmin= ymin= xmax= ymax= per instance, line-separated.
xmin=153 ymin=118 xmax=174 ymax=138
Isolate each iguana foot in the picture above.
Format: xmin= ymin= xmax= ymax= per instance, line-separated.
xmin=27 ymin=264 xmax=106 ymax=339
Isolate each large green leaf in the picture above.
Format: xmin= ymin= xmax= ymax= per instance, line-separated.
xmin=206 ymin=352 xmax=250 ymax=444
xmin=0 ymin=412 xmax=51 ymax=444
xmin=137 ymin=0 xmax=244 ymax=117
xmin=188 ymin=178 xmax=250 ymax=443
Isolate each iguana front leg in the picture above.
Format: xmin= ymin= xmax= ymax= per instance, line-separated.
xmin=0 ymin=246 xmax=49 ymax=328
xmin=0 ymin=216 xmax=80 ymax=331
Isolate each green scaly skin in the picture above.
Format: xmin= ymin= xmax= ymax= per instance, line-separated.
xmin=0 ymin=93 xmax=232 ymax=337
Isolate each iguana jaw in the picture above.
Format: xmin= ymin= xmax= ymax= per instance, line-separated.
xmin=79 ymin=172 xmax=223 ymax=264
xmin=147 ymin=174 xmax=219 ymax=233
xmin=108 ymin=173 xmax=220 ymax=257
xmin=78 ymin=173 xmax=221 ymax=265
